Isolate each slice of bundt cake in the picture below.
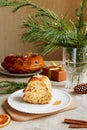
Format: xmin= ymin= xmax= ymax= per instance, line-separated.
xmin=23 ymin=74 xmax=52 ymax=104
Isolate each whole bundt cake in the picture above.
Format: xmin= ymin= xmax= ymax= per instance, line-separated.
xmin=1 ymin=53 xmax=45 ymax=74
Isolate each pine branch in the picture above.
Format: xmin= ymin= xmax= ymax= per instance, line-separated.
xmin=0 ymin=0 xmax=87 ymax=54
xmin=0 ymin=80 xmax=27 ymax=94
xmin=0 ymin=0 xmax=19 ymax=7
xmin=75 ymin=0 xmax=87 ymax=30
xmin=0 ymin=0 xmax=58 ymax=20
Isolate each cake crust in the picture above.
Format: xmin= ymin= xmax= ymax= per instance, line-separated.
xmin=1 ymin=54 xmax=45 ymax=74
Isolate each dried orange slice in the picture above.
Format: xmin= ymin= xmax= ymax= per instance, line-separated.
xmin=0 ymin=114 xmax=11 ymax=128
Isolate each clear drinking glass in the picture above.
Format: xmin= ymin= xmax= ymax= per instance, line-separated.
xmin=63 ymin=47 xmax=87 ymax=89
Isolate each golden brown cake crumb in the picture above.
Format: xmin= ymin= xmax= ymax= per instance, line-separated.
xmin=53 ymin=100 xmax=62 ymax=105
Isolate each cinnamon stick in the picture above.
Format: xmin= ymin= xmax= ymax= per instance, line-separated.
xmin=69 ymin=124 xmax=87 ymax=128
xmin=64 ymin=119 xmax=87 ymax=125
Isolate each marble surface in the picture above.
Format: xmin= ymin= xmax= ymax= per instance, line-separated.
xmin=0 ymin=61 xmax=87 ymax=130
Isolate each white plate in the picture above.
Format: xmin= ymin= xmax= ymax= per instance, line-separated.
xmin=0 ymin=64 xmax=42 ymax=77
xmin=8 ymin=88 xmax=72 ymax=114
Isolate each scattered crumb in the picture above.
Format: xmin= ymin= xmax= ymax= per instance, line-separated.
xmin=53 ymin=100 xmax=62 ymax=105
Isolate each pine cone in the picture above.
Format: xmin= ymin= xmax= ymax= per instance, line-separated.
xmin=74 ymin=83 xmax=87 ymax=94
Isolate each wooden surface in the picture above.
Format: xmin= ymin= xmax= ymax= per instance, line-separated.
xmin=2 ymin=99 xmax=79 ymax=122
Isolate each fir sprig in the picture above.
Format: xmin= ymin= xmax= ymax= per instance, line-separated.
xmin=0 ymin=80 xmax=27 ymax=94
xmin=0 ymin=0 xmax=87 ymax=54
xmin=75 ymin=0 xmax=87 ymax=30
